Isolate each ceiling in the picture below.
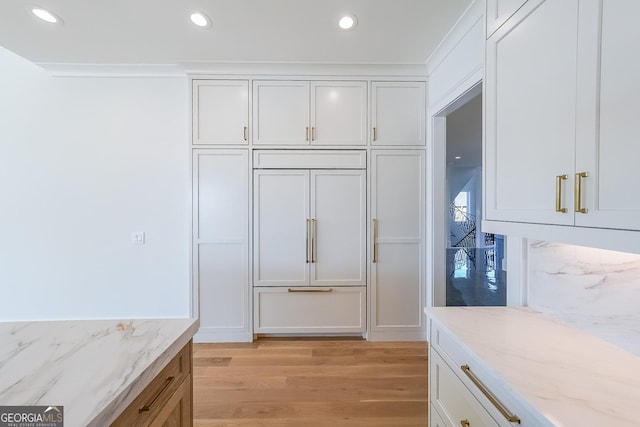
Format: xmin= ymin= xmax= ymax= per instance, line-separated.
xmin=0 ymin=0 xmax=472 ymax=69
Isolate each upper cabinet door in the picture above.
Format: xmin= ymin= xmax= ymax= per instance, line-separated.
xmin=574 ymin=0 xmax=640 ymax=231
xmin=193 ymin=80 xmax=249 ymax=145
xmin=310 ymin=81 xmax=367 ymax=146
xmin=484 ymin=0 xmax=579 ymax=225
xmin=371 ymin=82 xmax=426 ymax=146
xmin=310 ymin=170 xmax=366 ymax=286
xmin=486 ymin=0 xmax=529 ymax=38
xmin=253 ymin=81 xmax=310 ymax=145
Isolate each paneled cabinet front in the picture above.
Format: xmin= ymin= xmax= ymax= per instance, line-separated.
xmin=193 ymin=150 xmax=250 ymax=342
xmin=192 ymin=80 xmax=249 ymax=145
xmin=485 ymin=0 xmax=640 ymax=233
xmin=252 ymin=80 xmax=367 ymax=146
xmin=253 ymin=169 xmax=366 ymax=287
xmin=370 ymin=150 xmax=425 ymax=339
xmin=371 ymin=81 xmax=426 ymax=146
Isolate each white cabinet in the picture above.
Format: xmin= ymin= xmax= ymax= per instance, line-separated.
xmin=371 ymin=82 xmax=426 ymax=146
xmin=193 ymin=150 xmax=250 ymax=342
xmin=252 ymin=80 xmax=367 ymax=146
xmin=253 ymin=169 xmax=366 ymax=287
xmin=486 ymin=0 xmax=529 ymax=37
xmin=192 ymin=80 xmax=249 ymax=145
xmin=485 ymin=0 xmax=578 ymax=226
xmin=370 ymin=150 xmax=425 ymax=340
xmin=485 ymin=0 xmax=640 ymax=233
xmin=574 ymin=0 xmax=640 ymax=231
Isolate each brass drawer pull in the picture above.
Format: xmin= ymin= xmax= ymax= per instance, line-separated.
xmin=311 ymin=127 xmax=316 ymax=141
xmin=460 ymin=420 xmax=470 ymax=427
xmin=139 ymin=376 xmax=174 ymax=413
xmin=311 ymin=219 xmax=317 ymax=263
xmin=243 ymin=126 xmax=248 ymax=141
xmin=288 ymin=288 xmax=333 ymax=293
xmin=555 ymin=174 xmax=568 ymax=213
xmin=306 ymin=219 xmax=310 ymax=263
xmin=372 ymin=219 xmax=378 ymax=263
xmin=461 ymin=365 xmax=521 ymax=424
xmin=373 ymin=127 xmax=377 ymax=141
xmin=306 ymin=127 xmax=310 ymax=141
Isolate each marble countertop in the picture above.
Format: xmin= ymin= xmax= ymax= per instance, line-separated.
xmin=0 ymin=318 xmax=199 ymax=427
xmin=427 ymin=307 xmax=640 ymax=427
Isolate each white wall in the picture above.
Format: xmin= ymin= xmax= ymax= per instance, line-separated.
xmin=0 ymin=46 xmax=190 ymax=320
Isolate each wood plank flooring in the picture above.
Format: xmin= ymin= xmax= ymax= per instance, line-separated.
xmin=193 ymin=338 xmax=428 ymax=427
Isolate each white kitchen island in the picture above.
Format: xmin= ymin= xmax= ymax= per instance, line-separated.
xmin=0 ymin=318 xmax=198 ymax=427
xmin=427 ymin=307 xmax=640 ymax=427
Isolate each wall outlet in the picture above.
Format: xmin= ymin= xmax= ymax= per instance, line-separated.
xmin=131 ymin=232 xmax=145 ymax=245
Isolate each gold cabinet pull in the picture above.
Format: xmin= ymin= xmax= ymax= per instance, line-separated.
xmin=372 ymin=219 xmax=378 ymax=263
xmin=555 ymin=174 xmax=568 ymax=213
xmin=461 ymin=365 xmax=521 ymax=424
xmin=460 ymin=420 xmax=470 ymax=427
xmin=574 ymin=171 xmax=589 ymax=213
xmin=139 ymin=376 xmax=174 ymax=413
xmin=311 ymin=219 xmax=317 ymax=263
xmin=306 ymin=219 xmax=310 ymax=263
xmin=306 ymin=127 xmax=309 ymax=141
xmin=243 ymin=126 xmax=248 ymax=141
xmin=373 ymin=127 xmax=377 ymax=141
xmin=311 ymin=127 xmax=316 ymax=141
xmin=288 ymin=288 xmax=332 ymax=293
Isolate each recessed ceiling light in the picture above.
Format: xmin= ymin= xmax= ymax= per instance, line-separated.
xmin=190 ymin=11 xmax=212 ymax=29
xmin=455 ymin=156 xmax=462 ymax=160
xmin=30 ymin=6 xmax=63 ymax=24
xmin=338 ymin=14 xmax=357 ymax=31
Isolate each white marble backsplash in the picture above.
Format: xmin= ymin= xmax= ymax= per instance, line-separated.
xmin=528 ymin=240 xmax=640 ymax=356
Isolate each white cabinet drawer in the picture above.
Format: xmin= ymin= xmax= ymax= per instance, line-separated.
xmin=430 ymin=318 xmax=541 ymax=426
xmin=431 ymin=349 xmax=499 ymax=427
xmin=254 ymin=287 xmax=366 ymax=333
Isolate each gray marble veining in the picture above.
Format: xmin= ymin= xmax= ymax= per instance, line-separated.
xmin=0 ymin=318 xmax=198 ymax=427
xmin=528 ymin=240 xmax=640 ymax=355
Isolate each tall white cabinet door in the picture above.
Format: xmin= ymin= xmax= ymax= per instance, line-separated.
xmin=192 ymin=80 xmax=249 ymax=145
xmin=253 ymin=81 xmax=310 ymax=145
xmin=193 ymin=150 xmax=249 ymax=341
xmin=485 ymin=0 xmax=579 ymax=226
xmin=370 ymin=150 xmax=425 ymax=338
xmin=371 ymin=82 xmax=426 ymax=146
xmin=310 ymin=170 xmax=366 ymax=286
xmin=310 ymin=81 xmax=367 ymax=146
xmin=575 ymin=1 xmax=640 ymax=231
xmin=254 ymin=170 xmax=310 ymax=286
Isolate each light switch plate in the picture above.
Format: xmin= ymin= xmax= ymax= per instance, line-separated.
xmin=131 ymin=232 xmax=145 ymax=245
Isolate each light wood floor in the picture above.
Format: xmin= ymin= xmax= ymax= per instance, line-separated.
xmin=193 ymin=338 xmax=428 ymax=427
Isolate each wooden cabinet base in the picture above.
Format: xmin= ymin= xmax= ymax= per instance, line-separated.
xmin=112 ymin=341 xmax=193 ymax=427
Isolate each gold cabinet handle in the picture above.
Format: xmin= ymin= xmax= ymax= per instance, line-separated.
xmin=243 ymin=126 xmax=248 ymax=141
xmin=139 ymin=376 xmax=174 ymax=413
xmin=311 ymin=219 xmax=317 ymax=263
xmin=555 ymin=174 xmax=568 ymax=213
xmin=461 ymin=365 xmax=521 ymax=424
xmin=574 ymin=171 xmax=589 ymax=213
xmin=460 ymin=420 xmax=470 ymax=427
xmin=288 ymin=288 xmax=332 ymax=293
xmin=306 ymin=219 xmax=310 ymax=263
xmin=372 ymin=219 xmax=378 ymax=263
xmin=311 ymin=127 xmax=316 ymax=141
xmin=373 ymin=127 xmax=377 ymax=141
xmin=306 ymin=127 xmax=309 ymax=141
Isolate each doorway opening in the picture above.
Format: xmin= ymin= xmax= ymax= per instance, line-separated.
xmin=444 ymin=93 xmax=506 ymax=306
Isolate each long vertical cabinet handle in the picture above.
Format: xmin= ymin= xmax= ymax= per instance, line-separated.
xmin=306 ymin=219 xmax=310 ymax=263
xmin=555 ymin=174 xmax=568 ymax=213
xmin=311 ymin=127 xmax=316 ymax=141
xmin=574 ymin=172 xmax=589 ymax=213
xmin=306 ymin=127 xmax=310 ymax=141
xmin=311 ymin=219 xmax=317 ymax=263
xmin=373 ymin=127 xmax=377 ymax=142
xmin=372 ymin=219 xmax=378 ymax=263
xmin=243 ymin=126 xmax=248 ymax=141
